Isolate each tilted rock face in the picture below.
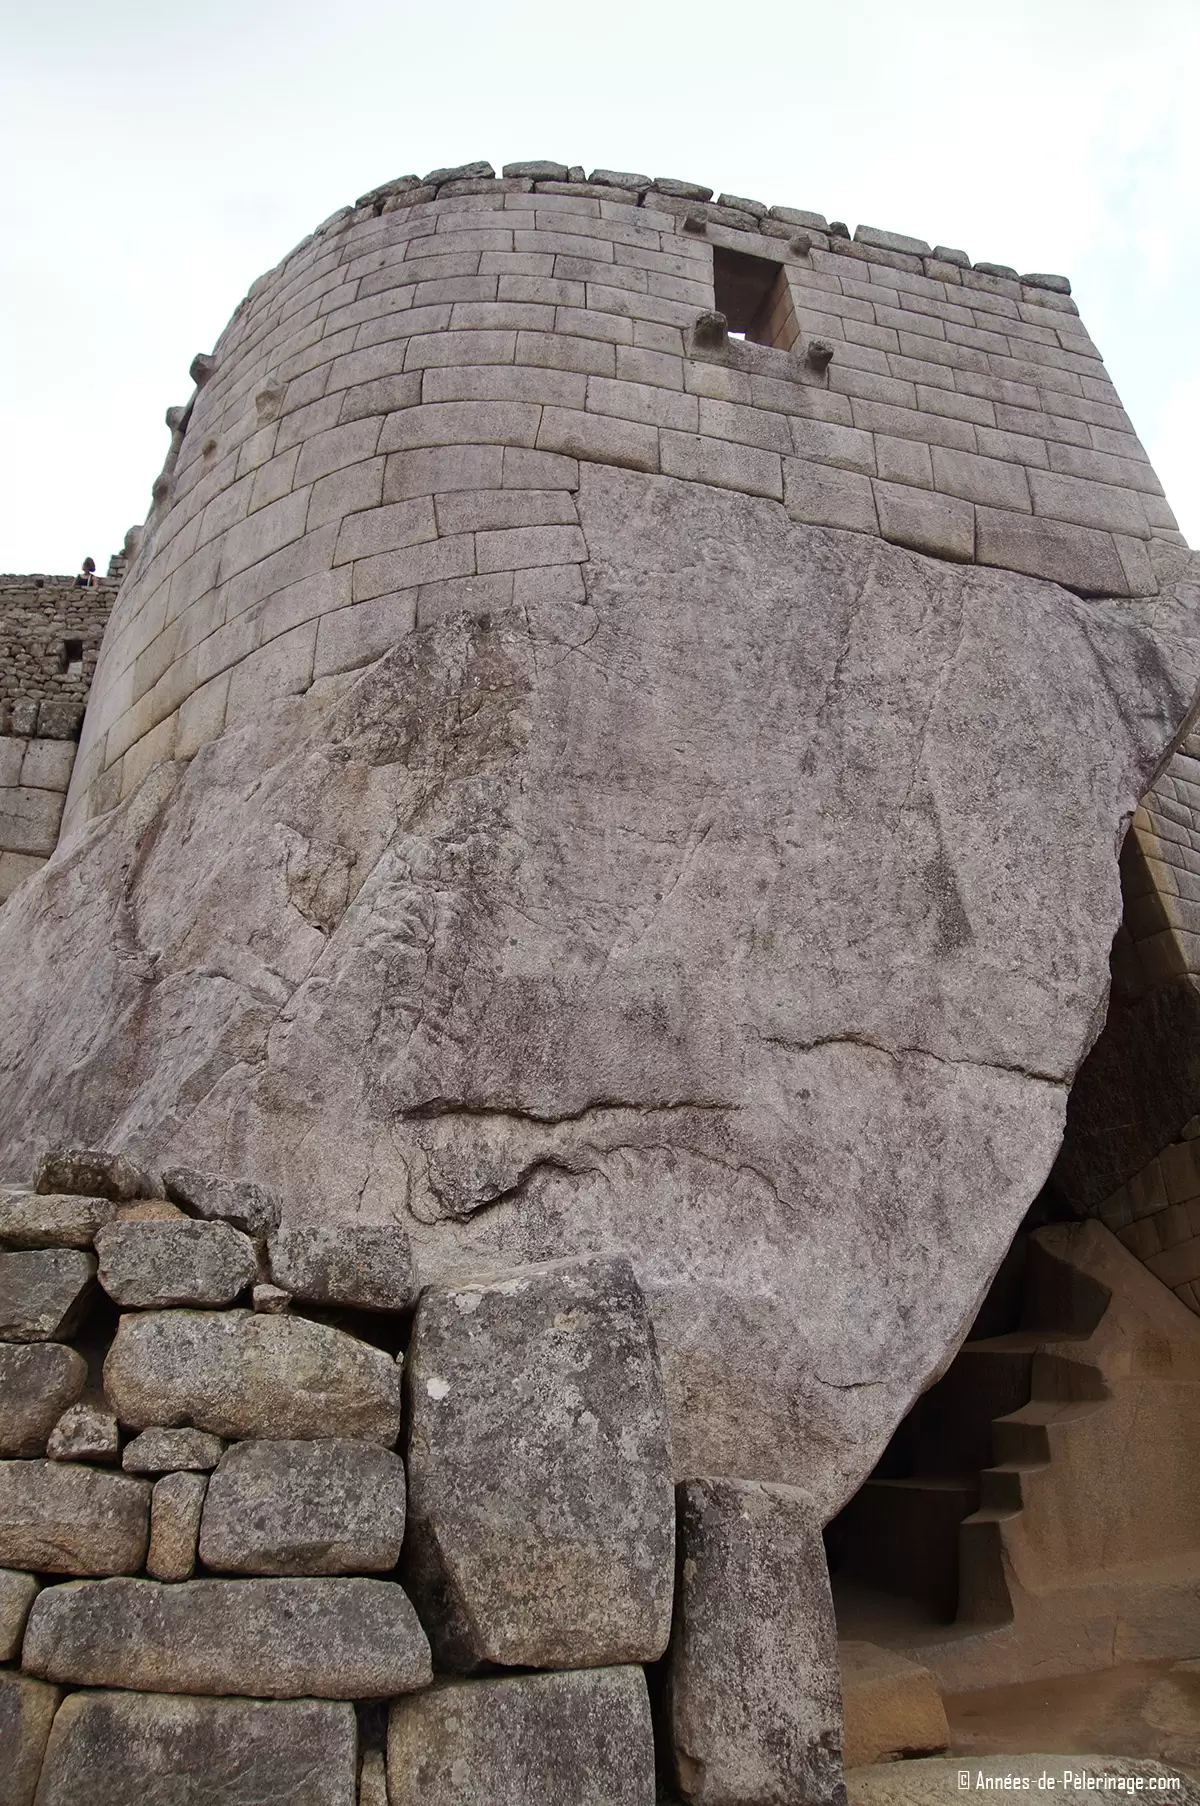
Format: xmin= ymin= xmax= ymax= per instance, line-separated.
xmin=0 ymin=465 xmax=1197 ymax=1509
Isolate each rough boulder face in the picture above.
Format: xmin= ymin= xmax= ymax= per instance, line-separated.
xmin=1 ymin=465 xmax=1199 ymax=1512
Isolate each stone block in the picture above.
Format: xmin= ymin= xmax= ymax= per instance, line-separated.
xmin=334 ymin=496 xmax=438 ymax=564
xmin=103 ymin=1309 xmax=402 ymax=1442
xmin=660 ymin=431 xmax=783 ymax=500
xmin=1028 ymin=469 xmax=1149 ymax=538
xmin=32 ymin=1691 xmax=357 ymax=1806
xmin=537 ymin=405 xmax=660 ymax=472
xmin=974 ymin=507 xmax=1127 ymax=595
xmin=19 ymin=738 xmax=75 ymax=792
xmin=476 ymin=524 xmax=587 ymax=573
xmin=161 ymin=1166 xmax=280 ymax=1237
xmin=253 ymin=1282 xmax=291 ymax=1311
xmin=874 ymin=435 xmax=934 ymax=490
xmin=0 ymin=1460 xmax=149 ymax=1574
xmin=0 ymin=851 xmax=43 ymax=904
xmin=667 ymin=1478 xmax=844 ymax=1806
xmin=267 ymin=1222 xmax=417 ymax=1312
xmin=840 ymin=1641 xmax=949 ymax=1767
xmin=0 ymin=1249 xmax=95 ymax=1341
xmin=314 ymin=592 xmax=417 ymax=679
xmin=35 ymin=1150 xmax=160 ymax=1202
xmin=95 ymin=1219 xmax=257 ymax=1308
xmin=433 ymin=487 xmax=578 ymax=535
xmin=931 ymin=445 xmax=1032 ymax=512
xmin=0 ymin=1567 xmax=38 ymax=1661
xmin=0 ymin=1189 xmax=121 ymax=1250
xmin=46 ymin=1403 xmax=119 ymax=1463
xmin=873 ymin=480 xmax=974 ymax=562
xmin=855 ymin=224 xmax=932 ymax=256
xmin=143 ymin=1473 xmax=206 ymax=1584
xmin=0 ymin=1671 xmax=60 ymax=1806
xmin=352 ymin=532 xmax=475 ymax=602
xmin=790 ymin=417 xmax=877 ymax=475
xmin=0 ymin=1344 xmax=86 ymax=1456
xmin=23 ymin=1576 xmax=432 ymax=1699
xmin=387 ymin=1667 xmax=655 ymax=1806
xmin=404 ymin=1254 xmax=674 ymax=1670
xmin=783 ymin=460 xmax=879 ymax=534
xmin=378 ymin=400 xmax=542 ymax=454
xmin=512 ymin=563 xmax=587 ymax=605
xmin=199 ymin=1437 xmax=406 ymax=1574
xmin=121 ymin=1425 xmax=225 ymax=1474
xmin=503 ymin=160 xmax=570 ymax=180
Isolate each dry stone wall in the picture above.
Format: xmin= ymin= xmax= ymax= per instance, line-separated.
xmin=0 ymin=1146 xmax=843 ymax=1806
xmin=61 ymin=157 xmax=1185 ymax=841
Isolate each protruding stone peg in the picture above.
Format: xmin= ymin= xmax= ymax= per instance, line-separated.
xmin=789 ymin=233 xmax=812 ymax=257
xmin=683 ymin=212 xmax=709 ymax=235
xmin=692 ymin=311 xmax=729 ymax=349
xmin=189 ymin=353 xmax=216 ymax=386
xmin=804 ymin=338 xmax=835 ymax=372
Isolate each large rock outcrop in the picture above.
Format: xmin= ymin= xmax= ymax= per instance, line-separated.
xmin=1 ymin=467 xmax=1197 ymax=1511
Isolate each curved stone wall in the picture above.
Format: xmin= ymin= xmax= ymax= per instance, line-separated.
xmin=62 ymin=160 xmax=1184 ymax=840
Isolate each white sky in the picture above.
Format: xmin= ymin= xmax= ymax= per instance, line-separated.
xmin=2 ymin=0 xmax=1197 ymax=573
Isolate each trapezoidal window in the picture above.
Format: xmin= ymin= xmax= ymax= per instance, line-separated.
xmin=712 ymin=245 xmax=796 ymax=350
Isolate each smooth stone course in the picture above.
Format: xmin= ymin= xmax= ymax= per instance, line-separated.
xmin=0 ymin=1189 xmax=120 ymax=1249
xmin=147 ymin=1470 xmax=207 ymax=1581
xmin=199 ymin=1438 xmax=405 ymax=1574
xmin=103 ymin=1309 xmax=402 ymax=1442
xmin=0 ymin=1249 xmax=94 ymax=1341
xmin=0 ymin=1671 xmax=60 ymax=1806
xmin=667 ymin=1478 xmax=845 ymax=1806
xmin=388 ymin=1666 xmax=656 ymax=1806
xmin=404 ymin=1255 xmax=674 ymax=1670
xmin=0 ymin=1344 xmax=85 ymax=1455
xmin=269 ymin=1223 xmax=417 ymax=1312
xmin=32 ymin=1691 xmax=357 ymax=1806
xmin=162 ymin=1166 xmax=281 ymax=1237
xmin=0 ymin=1460 xmax=150 ymax=1574
xmin=841 ymin=1641 xmax=949 ymax=1769
xmin=0 ymin=1567 xmax=38 ymax=1660
xmin=35 ymin=1150 xmax=160 ymax=1202
xmin=46 ymin=1403 xmax=119 ymax=1464
xmin=121 ymin=1425 xmax=225 ymax=1473
xmin=95 ymin=1218 xmax=257 ymax=1308
xmin=23 ymin=1576 xmax=432 ymax=1698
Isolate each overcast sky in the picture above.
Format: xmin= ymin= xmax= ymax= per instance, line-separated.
xmin=2 ymin=0 xmax=1196 ymax=573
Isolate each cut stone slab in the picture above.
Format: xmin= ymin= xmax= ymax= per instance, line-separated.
xmin=23 ymin=1576 xmax=432 ymax=1698
xmin=3 ymin=468 xmax=1200 ymax=1517
xmin=199 ymin=1437 xmax=405 ymax=1574
xmin=32 ymin=1691 xmax=357 ymax=1806
xmin=121 ymin=1425 xmax=225 ymax=1474
xmin=147 ymin=1470 xmax=206 ymax=1580
xmin=0 ymin=1343 xmax=86 ymax=1455
xmin=387 ymin=1666 xmax=655 ymax=1806
xmin=103 ymin=1308 xmax=402 ymax=1442
xmin=0 ymin=1567 xmax=38 ymax=1661
xmin=0 ymin=1249 xmax=94 ymax=1341
xmin=35 ymin=1149 xmax=161 ymax=1202
xmin=269 ymin=1222 xmax=417 ymax=1312
xmin=46 ymin=1403 xmax=120 ymax=1464
xmin=0 ymin=1460 xmax=150 ymax=1574
xmin=95 ymin=1218 xmax=257 ymax=1308
xmin=846 ymin=1756 xmax=1200 ymax=1806
xmin=404 ymin=1254 xmax=674 ymax=1670
xmin=840 ymin=1641 xmax=949 ymax=1769
xmin=0 ymin=1671 xmax=60 ymax=1806
xmin=162 ymin=1165 xmax=281 ymax=1237
xmin=0 ymin=1189 xmax=121 ymax=1249
xmin=358 ymin=1748 xmax=387 ymax=1806
xmin=666 ymin=1477 xmax=844 ymax=1806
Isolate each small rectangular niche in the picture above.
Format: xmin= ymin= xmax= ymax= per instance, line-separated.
xmin=61 ymin=638 xmax=84 ymax=677
xmin=712 ymin=245 xmax=797 ymax=350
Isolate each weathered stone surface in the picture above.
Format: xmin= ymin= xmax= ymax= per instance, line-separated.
xmin=35 ymin=1149 xmax=160 ymax=1202
xmin=846 ymin=1757 xmax=1200 ymax=1806
xmin=0 ymin=1460 xmax=149 ymax=1574
xmin=0 ymin=1250 xmax=94 ymax=1341
xmin=103 ymin=1309 xmax=401 ymax=1442
xmin=387 ymin=1667 xmax=655 ymax=1806
xmin=0 ymin=1344 xmax=85 ymax=1455
xmin=95 ymin=1218 xmax=257 ymax=1307
xmin=147 ymin=1469 xmax=206 ymax=1580
xmin=0 ymin=1671 xmax=60 ymax=1806
xmin=268 ymin=1223 xmax=416 ymax=1311
xmin=0 ymin=1189 xmax=120 ymax=1249
xmin=404 ymin=1255 xmax=674 ymax=1670
xmin=840 ymin=1641 xmax=949 ymax=1769
xmin=0 ymin=1567 xmax=38 ymax=1660
xmin=358 ymin=1749 xmax=387 ymax=1806
xmin=2 ymin=466 xmax=1199 ymax=1513
xmin=46 ymin=1403 xmax=119 ymax=1463
xmin=23 ymin=1576 xmax=432 ymax=1698
xmin=666 ymin=1478 xmax=844 ymax=1806
xmin=121 ymin=1425 xmax=224 ymax=1473
xmin=162 ymin=1165 xmax=281 ymax=1236
xmin=252 ymin=1281 xmax=290 ymax=1312
xmin=33 ymin=1691 xmax=357 ymax=1806
xmin=199 ymin=1438 xmax=405 ymax=1574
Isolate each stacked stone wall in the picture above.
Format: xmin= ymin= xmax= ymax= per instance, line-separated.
xmin=60 ymin=157 xmax=1186 ymax=843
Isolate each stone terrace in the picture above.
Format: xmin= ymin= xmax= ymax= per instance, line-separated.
xmin=61 ymin=158 xmax=1187 ymax=838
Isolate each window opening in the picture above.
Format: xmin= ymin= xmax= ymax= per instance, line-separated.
xmin=61 ymin=638 xmax=84 ymax=678
xmin=712 ymin=246 xmax=796 ymax=350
